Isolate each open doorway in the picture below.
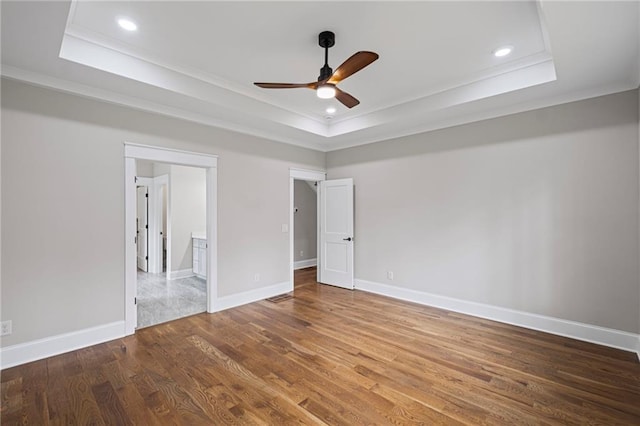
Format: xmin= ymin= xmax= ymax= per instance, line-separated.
xmin=289 ymin=169 xmax=355 ymax=292
xmin=124 ymin=144 xmax=218 ymax=336
xmin=293 ymin=180 xmax=318 ymax=287
xmin=289 ymin=168 xmax=326 ymax=289
xmin=135 ymin=160 xmax=207 ymax=328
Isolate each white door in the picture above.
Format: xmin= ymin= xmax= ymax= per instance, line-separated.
xmin=136 ymin=186 xmax=148 ymax=272
xmin=319 ymin=178 xmax=354 ymax=289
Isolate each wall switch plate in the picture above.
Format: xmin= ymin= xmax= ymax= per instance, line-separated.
xmin=281 ymin=224 xmax=289 ymax=233
xmin=1 ymin=320 xmax=12 ymax=336
xmin=387 ymin=271 xmax=394 ymax=280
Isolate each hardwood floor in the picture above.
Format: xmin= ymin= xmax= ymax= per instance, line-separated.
xmin=2 ymin=267 xmax=639 ymax=425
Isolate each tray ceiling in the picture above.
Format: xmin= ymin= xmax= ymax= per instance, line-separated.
xmin=1 ymin=1 xmax=638 ymax=151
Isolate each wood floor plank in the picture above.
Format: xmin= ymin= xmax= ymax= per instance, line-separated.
xmin=187 ymin=334 xmax=321 ymax=424
xmin=65 ymin=373 xmax=106 ymax=425
xmin=2 ymin=266 xmax=639 ymax=425
xmin=91 ymin=380 xmax=132 ymax=425
xmin=44 ymin=355 xmax=73 ymax=425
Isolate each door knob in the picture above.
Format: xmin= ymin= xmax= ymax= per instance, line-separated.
xmin=343 ymin=237 xmax=352 ymax=241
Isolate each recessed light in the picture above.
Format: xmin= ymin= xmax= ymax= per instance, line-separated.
xmin=117 ymin=18 xmax=138 ymax=32
xmin=325 ymin=106 xmax=336 ymax=114
xmin=493 ymin=45 xmax=513 ymax=57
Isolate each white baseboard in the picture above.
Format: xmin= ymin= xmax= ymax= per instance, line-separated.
xmin=355 ymin=279 xmax=640 ymax=355
xmin=168 ymin=268 xmax=195 ymax=280
xmin=294 ymin=258 xmax=317 ymax=270
xmin=213 ymin=281 xmax=292 ymax=312
xmin=0 ymin=321 xmax=125 ymax=370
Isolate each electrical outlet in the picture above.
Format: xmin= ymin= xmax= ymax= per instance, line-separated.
xmin=1 ymin=320 xmax=12 ymax=336
xmin=281 ymin=224 xmax=289 ymax=233
xmin=387 ymin=271 xmax=394 ymax=281
xmin=254 ymin=273 xmax=260 ymax=282
xmin=300 ymin=250 xmax=304 ymax=257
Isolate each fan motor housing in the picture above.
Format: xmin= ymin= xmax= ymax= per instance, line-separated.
xmin=318 ymin=64 xmax=333 ymax=81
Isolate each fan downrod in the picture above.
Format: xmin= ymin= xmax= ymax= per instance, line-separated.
xmin=318 ymin=31 xmax=335 ymax=81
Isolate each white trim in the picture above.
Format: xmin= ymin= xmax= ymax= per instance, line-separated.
xmin=355 ymin=279 xmax=640 ymax=354
xmin=294 ymin=258 xmax=317 ymax=270
xmin=206 ymin=167 xmax=218 ymax=313
xmin=167 ymin=268 xmax=195 ymax=280
xmin=0 ymin=321 xmax=124 ymax=370
xmin=636 ymin=335 xmax=640 ymax=362
xmin=124 ymin=143 xmax=217 ymax=335
xmin=125 ymin=158 xmax=137 ymax=333
xmin=213 ymin=281 xmax=291 ymax=312
xmin=125 ymin=143 xmax=218 ymax=168
xmin=290 ymin=168 xmax=327 ymax=181
xmin=289 ymin=168 xmax=326 ymax=290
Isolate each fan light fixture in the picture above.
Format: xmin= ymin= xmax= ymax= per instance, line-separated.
xmin=317 ymin=84 xmax=336 ymax=99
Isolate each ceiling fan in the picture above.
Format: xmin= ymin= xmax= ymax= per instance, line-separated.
xmin=254 ymin=31 xmax=378 ymax=109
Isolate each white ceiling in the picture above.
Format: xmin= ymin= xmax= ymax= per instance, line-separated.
xmin=1 ymin=1 xmax=638 ymax=152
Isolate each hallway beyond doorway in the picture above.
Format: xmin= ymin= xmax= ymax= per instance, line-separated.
xmin=137 ymin=270 xmax=206 ymax=328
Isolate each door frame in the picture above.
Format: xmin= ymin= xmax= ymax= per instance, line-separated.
xmin=125 ymin=143 xmax=218 ymax=335
xmin=289 ymin=168 xmax=326 ymax=288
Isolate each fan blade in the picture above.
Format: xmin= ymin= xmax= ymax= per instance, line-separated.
xmin=254 ymin=82 xmax=316 ymax=89
xmin=328 ymin=51 xmax=379 ymax=84
xmin=335 ymin=88 xmax=360 ymax=108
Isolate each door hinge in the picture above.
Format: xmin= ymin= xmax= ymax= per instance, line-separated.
xmin=135 ymin=176 xmax=138 ymax=183
xmin=134 ymin=297 xmax=137 ymax=305
xmin=134 ymin=236 xmax=137 ymax=244
xmin=145 ymin=224 xmax=148 ymax=229
xmin=145 ymin=256 xmax=148 ymax=260
xmin=145 ymin=193 xmax=148 ymax=198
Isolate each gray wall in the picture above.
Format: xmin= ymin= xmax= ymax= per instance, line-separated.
xmin=0 ymin=78 xmax=325 ymax=346
xmin=169 ymin=165 xmax=206 ymax=272
xmin=135 ymin=159 xmax=154 ymax=177
xmin=327 ymin=90 xmax=640 ymax=333
xmin=294 ymin=180 xmax=317 ymax=261
xmin=2 ymin=76 xmax=639 ymax=350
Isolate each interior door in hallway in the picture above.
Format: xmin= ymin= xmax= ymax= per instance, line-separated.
xmin=136 ymin=186 xmax=149 ymax=272
xmin=319 ymin=178 xmax=354 ymax=289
